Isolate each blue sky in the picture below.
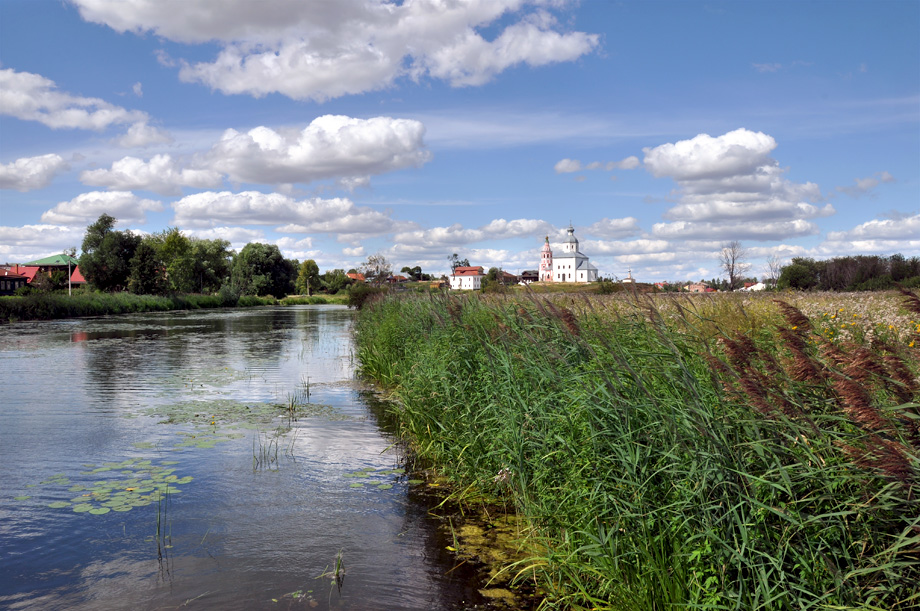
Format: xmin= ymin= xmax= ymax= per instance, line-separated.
xmin=1 ymin=0 xmax=917 ymax=282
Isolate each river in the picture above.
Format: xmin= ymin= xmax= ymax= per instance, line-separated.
xmin=0 ymin=305 xmax=491 ymax=610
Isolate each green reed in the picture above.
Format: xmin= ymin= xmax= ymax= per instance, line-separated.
xmin=354 ymin=290 xmax=919 ymax=610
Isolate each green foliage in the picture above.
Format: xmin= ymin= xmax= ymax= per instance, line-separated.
xmin=129 ymin=240 xmax=167 ymax=295
xmin=346 ymin=282 xmax=385 ymax=309
xmin=79 ymin=214 xmax=141 ymax=291
xmin=322 ymin=268 xmax=352 ymax=294
xmin=231 ymin=242 xmax=295 ymax=298
xmin=779 ymin=254 xmax=920 ymax=291
xmin=296 ymin=259 xmax=320 ymax=295
xmin=354 ymin=293 xmax=920 ymax=610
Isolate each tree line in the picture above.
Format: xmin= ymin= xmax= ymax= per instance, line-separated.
xmin=777 ymin=254 xmax=920 ymax=291
xmin=74 ymin=214 xmax=372 ymax=298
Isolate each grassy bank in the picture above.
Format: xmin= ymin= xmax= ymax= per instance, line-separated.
xmin=0 ymin=291 xmax=345 ymax=322
xmin=354 ymin=290 xmax=920 ymax=610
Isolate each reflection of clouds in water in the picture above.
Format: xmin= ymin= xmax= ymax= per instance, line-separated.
xmin=2 ymin=306 xmax=491 ymax=610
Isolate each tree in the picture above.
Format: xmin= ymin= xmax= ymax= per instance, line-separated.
xmin=718 ymin=241 xmax=750 ymax=291
xmin=231 ymin=243 xmax=295 ymax=297
xmin=764 ymin=252 xmax=782 ymax=288
xmin=296 ymin=259 xmax=320 ymax=295
xmin=361 ymin=254 xmax=392 ymax=285
xmin=323 ymin=268 xmax=351 ymax=294
xmin=129 ymin=240 xmax=167 ymax=295
xmin=79 ymin=214 xmax=141 ymax=291
xmin=778 ymin=258 xmax=819 ymax=290
xmin=447 ymin=253 xmax=469 ymax=272
xmin=190 ymin=238 xmax=232 ymax=293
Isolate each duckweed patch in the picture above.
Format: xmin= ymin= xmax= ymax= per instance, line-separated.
xmin=342 ymin=467 xmax=406 ymax=491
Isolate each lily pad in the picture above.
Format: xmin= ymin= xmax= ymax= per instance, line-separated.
xmin=73 ymin=504 xmax=93 ymax=513
xmin=88 ymin=507 xmax=111 ymax=515
xmin=377 ymin=484 xmax=393 ymax=490
xmin=13 ymin=495 xmax=31 ymax=501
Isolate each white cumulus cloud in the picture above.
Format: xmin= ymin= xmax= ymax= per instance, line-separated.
xmin=207 ymin=115 xmax=431 ymax=185
xmin=81 ymin=154 xmax=223 ymax=196
xmin=41 ymin=191 xmax=163 ymax=226
xmin=0 ymin=68 xmax=147 ymax=130
xmin=114 ymin=122 xmax=174 ymax=148
xmin=0 ymin=224 xmax=87 ymax=261
xmin=585 ymin=217 xmax=641 ymax=239
xmin=71 ymin=0 xmax=599 ymax=101
xmin=643 ymin=128 xmax=829 ymax=241
xmin=171 ymin=190 xmax=397 ymax=240
xmin=0 ymin=154 xmax=68 ymax=191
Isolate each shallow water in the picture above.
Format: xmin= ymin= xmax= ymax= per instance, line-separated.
xmin=0 ymin=305 xmax=487 ymax=610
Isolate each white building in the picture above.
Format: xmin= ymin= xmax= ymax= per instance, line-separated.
xmin=450 ymin=266 xmax=485 ymax=290
xmin=541 ymin=225 xmax=598 ymax=283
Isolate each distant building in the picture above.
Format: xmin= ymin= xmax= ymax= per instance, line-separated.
xmin=0 ymin=268 xmax=28 ymax=295
xmin=520 ymin=270 xmax=539 ymax=284
xmin=620 ymin=269 xmax=636 ymax=284
xmin=450 ymin=266 xmax=485 ymax=290
xmin=542 ymin=225 xmax=598 ymax=283
xmin=346 ymin=272 xmax=365 ymax=283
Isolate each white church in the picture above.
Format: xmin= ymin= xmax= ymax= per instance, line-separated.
xmin=539 ymin=225 xmax=599 ymax=283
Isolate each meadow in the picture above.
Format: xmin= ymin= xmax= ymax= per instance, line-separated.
xmin=354 ymin=289 xmax=920 ymax=610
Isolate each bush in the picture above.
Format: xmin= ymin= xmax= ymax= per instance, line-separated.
xmin=347 ymin=283 xmax=386 ymax=309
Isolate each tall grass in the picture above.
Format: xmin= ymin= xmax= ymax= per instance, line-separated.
xmin=0 ymin=291 xmax=280 ymax=322
xmin=354 ymin=290 xmax=919 ymax=610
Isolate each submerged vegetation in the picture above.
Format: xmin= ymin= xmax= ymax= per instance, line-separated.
xmin=354 ymin=289 xmax=920 ymax=610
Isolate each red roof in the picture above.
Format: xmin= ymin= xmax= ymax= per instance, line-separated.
xmin=2 ymin=268 xmax=28 ymax=280
xmin=346 ymin=272 xmax=365 ymax=282
xmin=452 ymin=266 xmax=484 ymax=277
xmin=12 ymin=265 xmax=40 ymax=282
xmin=71 ymin=266 xmax=86 ymax=283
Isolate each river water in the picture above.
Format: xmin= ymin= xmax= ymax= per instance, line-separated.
xmin=0 ymin=305 xmax=488 ymax=610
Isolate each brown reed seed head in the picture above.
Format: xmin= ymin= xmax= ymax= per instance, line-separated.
xmin=863 ymin=435 xmax=914 ymax=484
xmin=898 ymin=286 xmax=920 ymax=316
xmin=819 ymin=338 xmax=849 ymax=367
xmin=720 ymin=336 xmax=751 ymax=370
xmin=882 ymin=355 xmax=919 ymax=394
xmin=778 ymin=327 xmax=823 ymax=382
xmin=833 ymin=376 xmax=891 ymax=432
xmin=773 ymin=300 xmax=811 ymax=330
xmin=558 ymin=307 xmax=581 ymax=336
xmin=844 ymin=345 xmax=890 ymax=383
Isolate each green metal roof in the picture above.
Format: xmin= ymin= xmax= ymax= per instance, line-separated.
xmin=23 ymin=253 xmax=80 ymax=266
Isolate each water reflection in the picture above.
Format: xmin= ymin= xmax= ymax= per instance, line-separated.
xmin=0 ymin=306 xmax=494 ymax=610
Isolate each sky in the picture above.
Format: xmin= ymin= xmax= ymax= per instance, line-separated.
xmin=1 ymin=0 xmax=918 ymax=283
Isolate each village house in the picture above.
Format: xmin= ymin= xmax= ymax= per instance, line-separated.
xmin=519 ymin=270 xmax=539 ymax=284
xmin=3 ymin=254 xmax=86 ymax=292
xmin=539 ymin=225 xmax=598 ymax=283
xmin=449 ymin=266 xmax=485 ymax=290
xmin=0 ymin=268 xmax=28 ymax=295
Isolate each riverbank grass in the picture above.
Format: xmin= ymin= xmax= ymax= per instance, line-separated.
xmin=354 ymin=290 xmax=919 ymax=610
xmin=0 ymin=291 xmax=349 ymax=322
